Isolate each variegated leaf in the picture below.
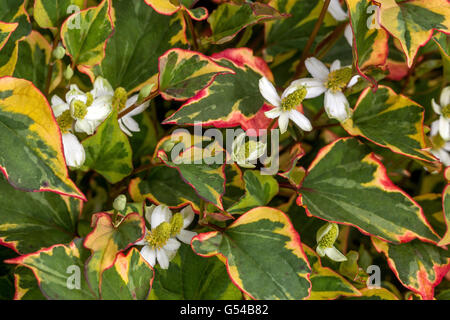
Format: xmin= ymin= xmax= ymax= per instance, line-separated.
xmin=342 ymin=85 xmax=435 ymax=162
xmin=12 ymin=266 xmax=46 ymax=300
xmin=372 ymin=237 xmax=450 ymax=300
xmin=297 ymin=138 xmax=440 ymax=244
xmin=346 ymin=288 xmax=399 ymax=300
xmin=192 ymin=207 xmax=312 ymax=300
xmin=440 ymin=185 xmax=450 ymax=246
xmin=0 ymin=77 xmax=84 ymax=199
xmin=34 ymin=0 xmax=84 ymax=29
xmin=378 ymin=0 xmax=450 ymax=67
xmin=158 ymin=48 xmax=233 ymax=101
xmin=144 ymin=0 xmax=208 ymax=21
xmin=61 ymin=0 xmax=113 ymax=69
xmin=0 ymin=21 xmax=17 ymax=51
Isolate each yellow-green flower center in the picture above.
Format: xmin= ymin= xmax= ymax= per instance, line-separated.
xmin=281 ymin=87 xmax=307 ymax=111
xmin=442 ymin=104 xmax=450 ymax=118
xmin=145 ymin=222 xmax=172 ymax=249
xmin=325 ymin=67 xmax=353 ymax=93
xmin=113 ymin=87 xmax=127 ymax=111
xmin=86 ymin=92 xmax=94 ymax=107
xmin=170 ymin=213 xmax=184 ymax=237
xmin=318 ymin=224 xmax=338 ymax=249
xmin=56 ymin=110 xmax=73 ymax=133
xmin=432 ymin=133 xmax=446 ymax=150
xmin=71 ymin=100 xmax=88 ymax=119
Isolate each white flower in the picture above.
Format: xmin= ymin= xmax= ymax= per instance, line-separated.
xmin=51 ymin=96 xmax=85 ymax=168
xmin=316 ymin=222 xmax=347 ymax=262
xmin=118 ymin=94 xmax=150 ymax=136
xmin=293 ymin=57 xmax=359 ymax=122
xmin=136 ymin=205 xmax=197 ymax=269
xmin=431 ymin=86 xmax=450 ymax=140
xmin=326 ymin=0 xmax=352 ymax=46
xmin=259 ymin=77 xmax=313 ymax=134
xmin=430 ymin=120 xmax=450 ymax=167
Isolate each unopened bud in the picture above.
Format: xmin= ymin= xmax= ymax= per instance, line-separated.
xmin=113 ymin=194 xmax=127 ymax=211
xmin=64 ymin=66 xmax=74 ymax=80
xmin=138 ymin=84 xmax=154 ymax=102
xmin=53 ymin=46 xmax=66 ymax=60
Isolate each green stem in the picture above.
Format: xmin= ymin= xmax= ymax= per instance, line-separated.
xmin=183 ymin=10 xmax=199 ymax=51
xmin=44 ymin=32 xmax=61 ymax=96
xmin=118 ymin=90 xmax=160 ymax=119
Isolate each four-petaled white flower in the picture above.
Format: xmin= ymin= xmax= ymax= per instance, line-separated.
xmin=431 ymin=86 xmax=450 ymax=140
xmin=430 ymin=120 xmax=450 ymax=167
xmin=294 ymin=57 xmax=359 ymax=122
xmin=118 ymin=94 xmax=150 ymax=136
xmin=136 ymin=205 xmax=197 ymax=269
xmin=326 ymin=0 xmax=353 ymax=46
xmin=316 ymin=222 xmax=347 ymax=262
xmin=259 ymin=77 xmax=313 ymax=134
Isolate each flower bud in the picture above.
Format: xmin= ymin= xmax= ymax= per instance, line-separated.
xmin=52 ymin=46 xmax=66 ymax=60
xmin=64 ymin=65 xmax=74 ymax=80
xmin=113 ymin=194 xmax=127 ymax=212
xmin=231 ymin=132 xmax=267 ymax=168
xmin=138 ymin=84 xmax=154 ymax=102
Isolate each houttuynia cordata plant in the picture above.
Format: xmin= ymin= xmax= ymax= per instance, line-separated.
xmin=0 ymin=0 xmax=449 ymax=301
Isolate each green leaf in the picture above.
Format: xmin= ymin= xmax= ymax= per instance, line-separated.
xmin=129 ymin=112 xmax=158 ymax=162
xmin=0 ymin=175 xmax=80 ymax=254
xmin=6 ymin=238 xmax=98 ymax=300
xmin=93 ymin=0 xmax=188 ymax=92
xmin=149 ymin=244 xmax=241 ymax=300
xmin=439 ymin=185 xmax=450 ymax=246
xmin=208 ymin=2 xmax=282 ymax=44
xmin=12 ymin=266 xmax=46 ymax=300
xmin=346 ymin=287 xmax=399 ymax=300
xmin=163 ymin=48 xmax=273 ymax=130
xmin=100 ymin=248 xmax=154 ymax=300
xmin=0 ymin=21 xmax=17 ymax=51
xmin=227 ymin=170 xmax=279 ymax=214
xmin=13 ymin=31 xmax=62 ymax=93
xmin=82 ymin=110 xmax=133 ymax=184
xmin=0 ymin=77 xmax=84 ymax=199
xmin=33 ymin=0 xmax=84 ymax=29
xmin=379 ymin=0 xmax=450 ymax=67
xmin=372 ymin=237 xmax=450 ymax=300
xmin=346 ymin=0 xmax=388 ymax=81
xmin=192 ymin=207 xmax=312 ymax=300
xmin=144 ymin=0 xmax=208 ymax=21
xmin=303 ymin=245 xmax=360 ymax=300
xmin=61 ymin=0 xmax=113 ymax=69
xmin=298 ymin=138 xmax=440 ymax=244
xmin=84 ymin=212 xmax=145 ymax=295
xmin=129 ymin=165 xmax=201 ymax=212
xmin=159 ymin=48 xmax=233 ymax=101
xmin=342 ymin=86 xmax=435 ymax=162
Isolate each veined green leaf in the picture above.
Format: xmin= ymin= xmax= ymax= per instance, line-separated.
xmin=372 ymin=237 xmax=450 ymax=300
xmin=378 ymin=0 xmax=450 ymax=67
xmin=0 ymin=175 xmax=80 ymax=254
xmin=12 ymin=266 xmax=46 ymax=300
xmin=159 ymin=48 xmax=233 ymax=101
xmin=342 ymin=86 xmax=435 ymax=162
xmin=227 ymin=170 xmax=279 ymax=214
xmin=93 ymin=0 xmax=187 ymax=93
xmin=298 ymin=138 xmax=440 ymax=244
xmin=149 ymin=244 xmax=241 ymax=300
xmin=0 ymin=77 xmax=84 ymax=199
xmin=82 ymin=111 xmax=133 ymax=184
xmin=101 ymin=248 xmax=154 ymax=300
xmin=34 ymin=0 xmax=84 ymax=29
xmin=61 ymin=0 xmax=113 ymax=69
xmin=192 ymin=207 xmax=312 ymax=300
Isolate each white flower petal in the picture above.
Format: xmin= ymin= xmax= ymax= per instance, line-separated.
xmin=432 ymin=98 xmax=442 ymax=115
xmin=305 ymin=57 xmax=329 ymax=81
xmin=62 ymin=133 xmax=85 ymax=168
xmin=316 ymin=245 xmax=326 ymax=257
xmin=289 ymin=109 xmax=312 ymax=132
xmin=74 ymin=119 xmax=96 ymax=135
xmin=51 ymin=96 xmax=69 ymax=117
xmin=439 ymin=116 xmax=450 ymax=141
xmin=330 ymin=59 xmax=341 ymax=72
xmin=180 ymin=205 xmax=195 ymax=228
xmin=177 ymin=230 xmax=197 ymax=244
xmin=325 ymin=246 xmax=348 ymax=262
xmin=344 ymin=24 xmax=353 ymax=46
xmin=163 ymin=238 xmax=181 ymax=251
xmin=324 ymin=90 xmax=350 ymax=122
xmin=316 ymin=223 xmax=333 ymax=243
xmin=264 ymin=107 xmax=282 ymax=119
xmin=121 ymin=116 xmax=140 ymax=134
xmin=327 ymin=0 xmax=348 ymax=21
xmin=140 ymin=246 xmax=156 ymax=266
xmin=431 ymin=120 xmax=440 ymax=136
xmin=278 ymin=112 xmax=290 ymax=133
xmin=66 ymin=84 xmax=86 ymax=104
xmin=259 ymin=77 xmax=281 ymax=107
xmin=438 ymin=149 xmax=450 ymax=167
xmin=347 ymin=75 xmax=360 ymax=88
xmin=156 ymin=248 xmax=170 ymax=269
xmin=286 ymin=78 xmax=326 ymax=99
xmin=144 ymin=205 xmax=156 ymax=224
xmin=91 ymin=76 xmax=114 ymax=99
xmin=151 ymin=205 xmax=172 ymax=229
xmin=125 ymin=95 xmax=150 ymax=117
xmin=118 ymin=119 xmax=133 ymax=136
xmin=84 ymin=99 xmax=111 ymax=121
xmin=440 ymin=86 xmax=450 ymax=108
xmin=135 ymin=237 xmax=147 ymax=246
xmin=444 ymin=142 xmax=450 ymax=152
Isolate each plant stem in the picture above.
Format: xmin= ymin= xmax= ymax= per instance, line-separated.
xmin=118 ymin=90 xmax=160 ymax=119
xmin=44 ymin=32 xmax=61 ymax=96
xmin=183 ymin=10 xmax=199 ymax=51
xmin=267 ymin=118 xmax=277 ymax=131
xmin=294 ymin=0 xmax=331 ymax=78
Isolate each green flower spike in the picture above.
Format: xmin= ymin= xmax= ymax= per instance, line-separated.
xmin=316 ymin=222 xmax=347 ymax=262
